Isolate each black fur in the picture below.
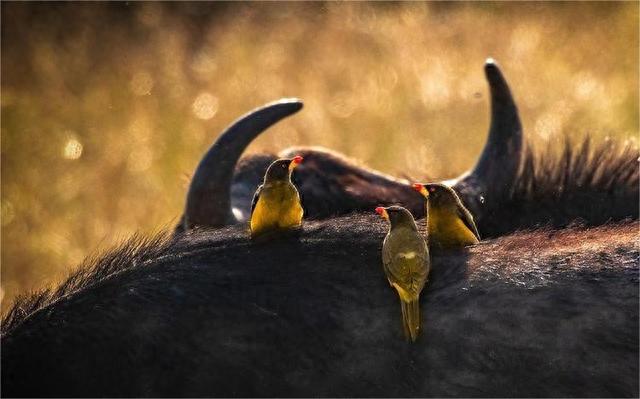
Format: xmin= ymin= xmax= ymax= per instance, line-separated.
xmin=471 ymin=138 xmax=639 ymax=236
xmin=511 ymin=138 xmax=638 ymax=229
xmin=2 ymin=217 xmax=638 ymax=397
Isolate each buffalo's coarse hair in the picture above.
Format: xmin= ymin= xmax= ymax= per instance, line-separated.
xmin=1 ymin=216 xmax=638 ymax=397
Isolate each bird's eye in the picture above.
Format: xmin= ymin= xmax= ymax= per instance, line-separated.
xmin=429 ymin=187 xmax=436 ymax=193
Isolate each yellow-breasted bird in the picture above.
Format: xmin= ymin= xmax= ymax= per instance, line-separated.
xmin=250 ymin=156 xmax=304 ymax=238
xmin=376 ymin=205 xmax=430 ymax=342
xmin=412 ymin=183 xmax=480 ymax=250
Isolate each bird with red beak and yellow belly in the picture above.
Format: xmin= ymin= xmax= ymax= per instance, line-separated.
xmin=412 ymin=182 xmax=480 ymax=250
xmin=250 ymin=156 xmax=304 ymax=238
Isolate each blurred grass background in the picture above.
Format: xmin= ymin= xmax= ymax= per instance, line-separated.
xmin=1 ymin=2 xmax=638 ymax=311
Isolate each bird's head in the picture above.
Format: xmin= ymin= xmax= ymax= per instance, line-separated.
xmin=376 ymin=205 xmax=417 ymax=230
xmin=265 ymin=155 xmax=303 ymax=181
xmin=416 ymin=183 xmax=459 ymax=208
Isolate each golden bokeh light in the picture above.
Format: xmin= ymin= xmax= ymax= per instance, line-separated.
xmin=62 ymin=138 xmax=83 ymax=160
xmin=192 ymin=92 xmax=219 ymax=120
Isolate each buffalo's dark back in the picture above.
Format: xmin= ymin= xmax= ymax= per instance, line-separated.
xmin=2 ymin=216 xmax=638 ymax=397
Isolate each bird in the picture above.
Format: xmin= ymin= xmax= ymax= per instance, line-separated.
xmin=412 ymin=182 xmax=480 ymax=250
xmin=376 ymin=205 xmax=430 ymax=342
xmin=249 ymin=156 xmax=304 ymax=238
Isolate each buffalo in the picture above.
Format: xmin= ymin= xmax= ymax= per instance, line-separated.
xmin=1 ymin=60 xmax=638 ymax=397
xmin=178 ymin=60 xmax=637 ymax=236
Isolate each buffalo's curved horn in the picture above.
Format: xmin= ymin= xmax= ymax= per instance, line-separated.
xmin=182 ymin=98 xmax=303 ymax=230
xmin=453 ymin=59 xmax=523 ymax=213
xmin=472 ymin=58 xmax=523 ymax=184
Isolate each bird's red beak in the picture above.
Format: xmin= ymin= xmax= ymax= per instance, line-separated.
xmin=375 ymin=206 xmax=389 ymax=220
xmin=412 ymin=183 xmax=428 ymax=197
xmin=289 ymin=155 xmax=303 ymax=170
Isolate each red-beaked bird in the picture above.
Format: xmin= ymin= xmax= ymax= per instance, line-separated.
xmin=249 ymin=156 xmax=304 ymax=238
xmin=376 ymin=205 xmax=430 ymax=342
xmin=412 ymin=182 xmax=480 ymax=250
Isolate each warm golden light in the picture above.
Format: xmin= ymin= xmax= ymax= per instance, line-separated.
xmin=62 ymin=138 xmax=83 ymax=160
xmin=192 ymin=92 xmax=219 ymax=120
xmin=130 ymin=72 xmax=154 ymax=96
xmin=1 ymin=200 xmax=15 ymax=226
xmin=1 ymin=2 xmax=637 ymax=311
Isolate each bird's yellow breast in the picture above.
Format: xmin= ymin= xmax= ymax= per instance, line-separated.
xmin=428 ymin=208 xmax=479 ymax=249
xmin=250 ymin=182 xmax=303 ymax=236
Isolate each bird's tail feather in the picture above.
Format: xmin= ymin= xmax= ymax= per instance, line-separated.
xmin=401 ymin=298 xmax=420 ymax=342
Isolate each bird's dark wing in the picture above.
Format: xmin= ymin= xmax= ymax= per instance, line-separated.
xmin=382 ymin=242 xmax=394 ymax=287
xmin=386 ymin=254 xmax=428 ymax=297
xmin=384 ymin=256 xmax=407 ymax=288
xmin=250 ymin=184 xmax=264 ymax=215
xmin=457 ymin=203 xmax=481 ymax=240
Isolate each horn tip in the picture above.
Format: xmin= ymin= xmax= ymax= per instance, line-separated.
xmin=484 ymin=58 xmax=502 ymax=77
xmin=271 ymin=97 xmax=304 ymax=112
xmin=484 ymin=58 xmax=511 ymax=96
